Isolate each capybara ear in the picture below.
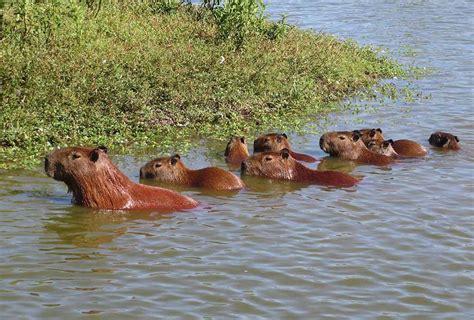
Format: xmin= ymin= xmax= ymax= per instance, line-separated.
xmin=90 ymin=149 xmax=101 ymax=163
xmin=98 ymin=146 xmax=108 ymax=153
xmin=281 ymin=133 xmax=288 ymax=139
xmin=382 ymin=140 xmax=392 ymax=148
xmin=352 ymin=130 xmax=361 ymax=142
xmin=377 ymin=128 xmax=382 ymax=133
xmin=455 ymin=136 xmax=459 ymax=142
xmin=281 ymin=148 xmax=290 ymax=159
xmin=369 ymin=129 xmax=376 ymax=137
xmin=170 ymin=154 xmax=180 ymax=166
xmin=240 ymin=137 xmax=245 ymax=144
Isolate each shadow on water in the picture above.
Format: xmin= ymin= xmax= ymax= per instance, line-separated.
xmin=42 ymin=206 xmax=174 ymax=248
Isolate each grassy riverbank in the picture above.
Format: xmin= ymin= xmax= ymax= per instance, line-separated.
xmin=1 ymin=1 xmax=406 ymax=169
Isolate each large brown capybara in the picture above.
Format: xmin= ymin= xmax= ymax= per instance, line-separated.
xmin=359 ymin=128 xmax=385 ymax=146
xmin=253 ymin=133 xmax=318 ymax=163
xmin=319 ymin=130 xmax=395 ymax=166
xmin=367 ymin=139 xmax=400 ymax=159
xmin=429 ymin=131 xmax=461 ymax=150
xmin=224 ymin=136 xmax=249 ymax=164
xmin=44 ymin=147 xmax=198 ymax=211
xmin=241 ymin=149 xmax=359 ymax=187
xmin=140 ymin=154 xmax=244 ymax=191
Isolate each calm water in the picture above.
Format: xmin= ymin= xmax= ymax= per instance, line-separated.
xmin=1 ymin=1 xmax=473 ymax=318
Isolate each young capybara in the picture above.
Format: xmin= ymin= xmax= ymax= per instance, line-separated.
xmin=44 ymin=147 xmax=198 ymax=211
xmin=224 ymin=136 xmax=249 ymax=164
xmin=253 ymin=133 xmax=317 ymax=163
xmin=367 ymin=139 xmax=400 ymax=159
xmin=391 ymin=139 xmax=427 ymax=157
xmin=319 ymin=130 xmax=395 ymax=166
xmin=429 ymin=131 xmax=461 ymax=150
xmin=359 ymin=128 xmax=385 ymax=146
xmin=241 ymin=149 xmax=359 ymax=188
xmin=140 ymin=155 xmax=244 ymax=191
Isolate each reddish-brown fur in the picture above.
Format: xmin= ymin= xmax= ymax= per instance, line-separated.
xmin=253 ymin=133 xmax=318 ymax=163
xmin=368 ymin=139 xmax=400 ymax=159
xmin=429 ymin=131 xmax=461 ymax=150
xmin=391 ymin=139 xmax=427 ymax=157
xmin=241 ymin=149 xmax=359 ymax=187
xmin=224 ymin=136 xmax=249 ymax=164
xmin=359 ymin=128 xmax=385 ymax=146
xmin=44 ymin=147 xmax=198 ymax=211
xmin=140 ymin=155 xmax=244 ymax=191
xmin=319 ymin=130 xmax=395 ymax=166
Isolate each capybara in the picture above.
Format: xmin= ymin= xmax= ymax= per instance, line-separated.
xmin=359 ymin=128 xmax=385 ymax=146
xmin=44 ymin=147 xmax=198 ymax=211
xmin=140 ymin=154 xmax=244 ymax=191
xmin=241 ymin=149 xmax=359 ymax=187
xmin=391 ymin=139 xmax=427 ymax=157
xmin=319 ymin=130 xmax=395 ymax=166
xmin=224 ymin=136 xmax=249 ymax=164
xmin=429 ymin=131 xmax=461 ymax=150
xmin=253 ymin=133 xmax=317 ymax=163
xmin=367 ymin=139 xmax=400 ymax=159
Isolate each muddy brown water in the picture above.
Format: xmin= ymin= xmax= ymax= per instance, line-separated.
xmin=1 ymin=1 xmax=473 ymax=318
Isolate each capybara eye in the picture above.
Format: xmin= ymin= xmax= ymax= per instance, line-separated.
xmin=264 ymin=156 xmax=273 ymax=161
xmin=71 ymin=153 xmax=81 ymax=160
xmin=339 ymin=136 xmax=346 ymax=140
xmin=154 ymin=163 xmax=162 ymax=169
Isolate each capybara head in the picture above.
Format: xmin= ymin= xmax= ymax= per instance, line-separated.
xmin=45 ymin=146 xmax=109 ymax=183
xmin=225 ymin=136 xmax=249 ymax=159
xmin=368 ymin=139 xmax=399 ymax=158
xmin=359 ymin=128 xmax=384 ymax=146
xmin=253 ymin=133 xmax=290 ymax=153
xmin=429 ymin=131 xmax=461 ymax=150
xmin=241 ymin=148 xmax=294 ymax=180
xmin=139 ymin=154 xmax=186 ymax=182
xmin=319 ymin=130 xmax=368 ymax=160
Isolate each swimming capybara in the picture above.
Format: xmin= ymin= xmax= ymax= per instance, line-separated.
xmin=253 ymin=133 xmax=317 ymax=163
xmin=140 ymin=154 xmax=244 ymax=191
xmin=319 ymin=130 xmax=395 ymax=166
xmin=367 ymin=139 xmax=400 ymax=159
xmin=429 ymin=131 xmax=461 ymax=150
xmin=241 ymin=149 xmax=359 ymax=187
xmin=359 ymin=128 xmax=385 ymax=146
xmin=224 ymin=136 xmax=249 ymax=164
xmin=44 ymin=147 xmax=198 ymax=211
xmin=391 ymin=139 xmax=427 ymax=157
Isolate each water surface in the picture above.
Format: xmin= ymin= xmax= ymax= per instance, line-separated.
xmin=1 ymin=1 xmax=473 ymax=318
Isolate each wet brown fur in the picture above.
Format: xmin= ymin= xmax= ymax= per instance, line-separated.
xmin=368 ymin=139 xmax=400 ymax=159
xmin=429 ymin=131 xmax=461 ymax=150
xmin=359 ymin=128 xmax=385 ymax=146
xmin=241 ymin=149 xmax=359 ymax=187
xmin=224 ymin=136 xmax=249 ymax=164
xmin=391 ymin=139 xmax=427 ymax=157
xmin=253 ymin=133 xmax=317 ymax=163
xmin=319 ymin=131 xmax=394 ymax=166
xmin=140 ymin=155 xmax=244 ymax=191
xmin=45 ymin=147 xmax=198 ymax=211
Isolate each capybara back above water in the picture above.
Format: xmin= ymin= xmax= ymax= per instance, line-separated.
xmin=224 ymin=136 xmax=249 ymax=164
xmin=391 ymin=139 xmax=427 ymax=157
xmin=253 ymin=133 xmax=317 ymax=163
xmin=44 ymin=147 xmax=198 ymax=211
xmin=429 ymin=131 xmax=461 ymax=150
xmin=241 ymin=149 xmax=359 ymax=187
xmin=140 ymin=155 xmax=244 ymax=191
xmin=319 ymin=130 xmax=394 ymax=166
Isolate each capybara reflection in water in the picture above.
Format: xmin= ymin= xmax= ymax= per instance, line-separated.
xmin=140 ymin=154 xmax=244 ymax=191
xmin=224 ymin=136 xmax=249 ymax=164
xmin=368 ymin=139 xmax=400 ymax=159
xmin=253 ymin=133 xmax=318 ymax=163
xmin=241 ymin=149 xmax=359 ymax=187
xmin=44 ymin=147 xmax=198 ymax=211
xmin=319 ymin=130 xmax=394 ymax=166
xmin=429 ymin=131 xmax=461 ymax=150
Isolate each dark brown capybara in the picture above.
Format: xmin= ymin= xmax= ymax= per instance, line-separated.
xmin=224 ymin=136 xmax=249 ymax=164
xmin=319 ymin=130 xmax=395 ymax=166
xmin=253 ymin=133 xmax=318 ymax=163
xmin=140 ymin=154 xmax=244 ymax=191
xmin=44 ymin=147 xmax=198 ymax=211
xmin=241 ymin=148 xmax=359 ymax=187
xmin=367 ymin=139 xmax=400 ymax=159
xmin=429 ymin=131 xmax=461 ymax=150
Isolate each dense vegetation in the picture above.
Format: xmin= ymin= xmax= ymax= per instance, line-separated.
xmin=1 ymin=0 xmax=406 ymax=169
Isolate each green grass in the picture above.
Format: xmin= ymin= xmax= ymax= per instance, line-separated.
xmin=1 ymin=1 xmax=407 ymax=169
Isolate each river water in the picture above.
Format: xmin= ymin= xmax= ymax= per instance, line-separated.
xmin=1 ymin=1 xmax=473 ymax=319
